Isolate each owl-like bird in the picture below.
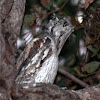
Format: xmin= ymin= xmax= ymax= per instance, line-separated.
xmin=15 ymin=15 xmax=74 ymax=88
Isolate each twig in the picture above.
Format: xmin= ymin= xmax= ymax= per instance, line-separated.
xmin=41 ymin=0 xmax=69 ymax=21
xmin=58 ymin=69 xmax=89 ymax=88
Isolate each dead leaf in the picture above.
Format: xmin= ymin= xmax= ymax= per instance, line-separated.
xmin=40 ymin=0 xmax=53 ymax=9
xmin=84 ymin=0 xmax=95 ymax=9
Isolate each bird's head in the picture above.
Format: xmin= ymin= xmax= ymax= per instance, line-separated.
xmin=47 ymin=14 xmax=74 ymax=54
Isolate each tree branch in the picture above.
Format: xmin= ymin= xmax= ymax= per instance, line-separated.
xmin=58 ymin=69 xmax=89 ymax=88
xmin=12 ymin=83 xmax=100 ymax=100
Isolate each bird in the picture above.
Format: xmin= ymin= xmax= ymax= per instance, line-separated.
xmin=15 ymin=14 xmax=74 ymax=88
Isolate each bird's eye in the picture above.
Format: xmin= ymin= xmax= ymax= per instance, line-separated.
xmin=63 ymin=21 xmax=68 ymax=27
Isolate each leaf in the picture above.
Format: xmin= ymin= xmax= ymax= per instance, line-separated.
xmin=84 ymin=0 xmax=95 ymax=9
xmin=92 ymin=45 xmax=100 ymax=57
xmin=87 ymin=45 xmax=96 ymax=52
xmin=23 ymin=14 xmax=34 ymax=28
xmin=83 ymin=61 xmax=100 ymax=73
xmin=74 ymin=67 xmax=87 ymax=77
xmin=40 ymin=0 xmax=53 ymax=10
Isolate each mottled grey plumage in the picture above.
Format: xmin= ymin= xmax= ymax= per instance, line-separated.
xmin=15 ymin=14 xmax=74 ymax=88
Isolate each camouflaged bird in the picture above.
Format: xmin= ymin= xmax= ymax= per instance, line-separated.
xmin=15 ymin=14 xmax=74 ymax=88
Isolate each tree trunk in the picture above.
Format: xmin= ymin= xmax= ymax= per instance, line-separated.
xmin=0 ymin=0 xmax=26 ymax=99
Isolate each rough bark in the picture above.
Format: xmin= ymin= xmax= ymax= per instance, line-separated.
xmin=12 ymin=83 xmax=100 ymax=100
xmin=0 ymin=0 xmax=26 ymax=99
